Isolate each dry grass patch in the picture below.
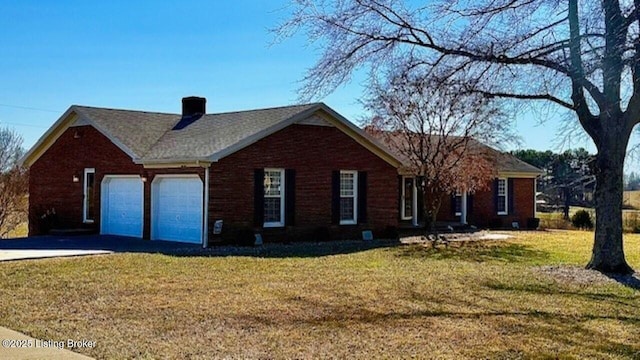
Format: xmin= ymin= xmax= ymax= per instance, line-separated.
xmin=0 ymin=231 xmax=639 ymax=359
xmin=623 ymin=190 xmax=640 ymax=209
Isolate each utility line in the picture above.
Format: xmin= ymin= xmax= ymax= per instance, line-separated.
xmin=0 ymin=120 xmax=48 ymax=129
xmin=0 ymin=103 xmax=61 ymax=113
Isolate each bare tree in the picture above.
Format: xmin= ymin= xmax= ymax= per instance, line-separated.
xmin=0 ymin=128 xmax=27 ymax=238
xmin=278 ymin=0 xmax=639 ymax=273
xmin=364 ymin=71 xmax=511 ymax=231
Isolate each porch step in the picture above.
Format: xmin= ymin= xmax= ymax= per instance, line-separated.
xmin=398 ymin=222 xmax=477 ymax=236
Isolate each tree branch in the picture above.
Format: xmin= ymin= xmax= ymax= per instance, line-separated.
xmin=475 ymin=90 xmax=575 ymax=110
xmin=568 ymin=0 xmax=600 ymax=140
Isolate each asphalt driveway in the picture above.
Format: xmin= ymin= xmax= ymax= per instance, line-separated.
xmin=0 ymin=235 xmax=202 ymax=261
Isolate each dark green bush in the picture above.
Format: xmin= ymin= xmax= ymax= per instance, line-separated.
xmin=375 ymin=226 xmax=398 ymax=239
xmin=526 ymin=217 xmax=540 ymax=230
xmin=489 ymin=218 xmax=503 ymax=229
xmin=311 ymin=226 xmax=332 ymax=242
xmin=222 ymin=226 xmax=256 ymax=246
xmin=571 ymin=210 xmax=594 ymax=230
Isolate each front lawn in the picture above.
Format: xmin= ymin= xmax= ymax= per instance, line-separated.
xmin=0 ymin=231 xmax=639 ymax=359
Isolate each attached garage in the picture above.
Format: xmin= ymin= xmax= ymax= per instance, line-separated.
xmin=100 ymin=176 xmax=144 ymax=238
xmin=151 ymin=175 xmax=204 ymax=244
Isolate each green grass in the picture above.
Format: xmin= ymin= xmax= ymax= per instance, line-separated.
xmin=0 ymin=231 xmax=639 ymax=359
xmin=538 ymin=207 xmax=640 ymax=233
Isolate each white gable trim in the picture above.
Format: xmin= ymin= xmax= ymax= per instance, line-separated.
xmin=498 ymin=171 xmax=542 ymax=178
xmin=80 ymin=115 xmax=139 ymax=161
xmin=208 ymin=103 xmax=403 ymax=168
xmin=19 ymin=107 xmax=77 ymax=167
xmin=21 ymin=103 xmax=404 ymax=169
xmin=20 ymin=106 xmax=141 ymax=167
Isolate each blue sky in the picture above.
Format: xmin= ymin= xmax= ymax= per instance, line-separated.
xmin=0 ymin=1 xmax=599 ymax=156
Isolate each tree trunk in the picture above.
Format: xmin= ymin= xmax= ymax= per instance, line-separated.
xmin=563 ymin=187 xmax=571 ymax=220
xmin=587 ymin=134 xmax=634 ymax=274
xmin=422 ymin=187 xmax=442 ymax=234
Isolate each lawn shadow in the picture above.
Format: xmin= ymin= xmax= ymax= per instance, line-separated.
xmin=395 ymin=241 xmax=549 ymax=264
xmin=237 ymin=294 xmax=640 ymax=358
xmin=0 ymin=235 xmax=403 ymax=259
xmin=603 ymin=272 xmax=640 ymax=290
xmin=484 ymin=280 xmax=640 ymax=305
xmin=178 ymin=238 xmax=403 ymax=258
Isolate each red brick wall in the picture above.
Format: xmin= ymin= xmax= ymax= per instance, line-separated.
xmin=28 ymin=125 xmax=204 ymax=237
xmin=28 ymin=123 xmax=534 ymax=238
xmin=435 ymin=177 xmax=536 ymax=228
xmin=209 ymin=124 xmax=399 ymax=238
xmin=30 ymin=124 xmax=399 ymax=240
xmin=29 ymin=126 xmax=143 ymax=235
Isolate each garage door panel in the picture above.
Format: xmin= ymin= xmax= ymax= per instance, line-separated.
xmin=152 ymin=176 xmax=203 ymax=244
xmin=101 ymin=177 xmax=143 ymax=238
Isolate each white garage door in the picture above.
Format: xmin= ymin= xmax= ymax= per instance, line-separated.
xmin=152 ymin=176 xmax=203 ymax=244
xmin=101 ymin=176 xmax=144 ymax=238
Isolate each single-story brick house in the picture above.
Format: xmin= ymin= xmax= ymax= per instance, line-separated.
xmin=21 ymin=97 xmax=541 ymax=245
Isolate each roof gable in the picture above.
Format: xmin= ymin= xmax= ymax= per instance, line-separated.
xmin=141 ymin=103 xmax=320 ymax=163
xmin=368 ymin=131 xmax=543 ymax=176
xmin=20 ymin=106 xmax=146 ymax=167
xmin=21 ymin=102 xmax=403 ymax=169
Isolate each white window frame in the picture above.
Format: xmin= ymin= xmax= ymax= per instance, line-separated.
xmin=454 ymin=190 xmax=462 ymax=216
xmin=401 ymin=176 xmax=415 ymax=220
xmin=339 ymin=170 xmax=358 ymax=225
xmin=83 ymin=168 xmax=95 ymax=223
xmin=263 ymin=168 xmax=285 ymax=228
xmin=497 ymin=178 xmax=508 ymax=215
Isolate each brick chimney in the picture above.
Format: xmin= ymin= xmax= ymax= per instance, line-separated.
xmin=173 ymin=96 xmax=206 ymax=130
xmin=182 ymin=96 xmax=206 ymax=116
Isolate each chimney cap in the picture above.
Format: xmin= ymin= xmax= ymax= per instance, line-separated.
xmin=182 ymin=96 xmax=206 ymax=117
xmin=182 ymin=96 xmax=206 ymax=102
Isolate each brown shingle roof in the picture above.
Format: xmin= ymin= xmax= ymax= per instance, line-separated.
xmin=21 ymin=102 xmax=404 ymax=168
xmin=140 ymin=104 xmax=318 ymax=161
xmin=73 ymin=106 xmax=178 ymax=159
xmin=368 ymin=130 xmax=542 ymax=175
xmin=72 ymin=103 xmax=320 ymax=162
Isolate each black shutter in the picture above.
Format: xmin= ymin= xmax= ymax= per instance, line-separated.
xmin=285 ymin=169 xmax=296 ymax=226
xmin=398 ymin=176 xmax=403 ymax=221
xmin=467 ymin=194 xmax=474 ymax=218
xmin=331 ymin=171 xmax=340 ymax=225
xmin=494 ymin=179 xmax=500 ymax=214
xmin=450 ymin=194 xmax=457 ymax=217
xmin=508 ymin=178 xmax=515 ymax=215
xmin=357 ymin=171 xmax=367 ymax=224
xmin=254 ymin=169 xmax=265 ymax=226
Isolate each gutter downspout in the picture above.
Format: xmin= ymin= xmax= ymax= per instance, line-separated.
xmin=534 ymin=177 xmax=537 ymax=218
xmin=203 ymin=166 xmax=210 ymax=248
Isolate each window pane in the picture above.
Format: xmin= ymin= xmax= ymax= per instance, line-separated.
xmin=340 ymin=172 xmax=354 ymax=197
xmin=454 ymin=195 xmax=462 ymax=214
xmin=264 ymin=170 xmax=282 ymax=196
xmin=340 ymin=198 xmax=354 ymax=221
xmin=85 ymin=172 xmax=95 ymax=221
xmin=497 ymin=179 xmax=506 ymax=196
xmin=264 ymin=198 xmax=281 ymax=223
xmin=404 ymin=178 xmax=413 ymax=217
xmin=497 ymin=195 xmax=506 ymax=213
